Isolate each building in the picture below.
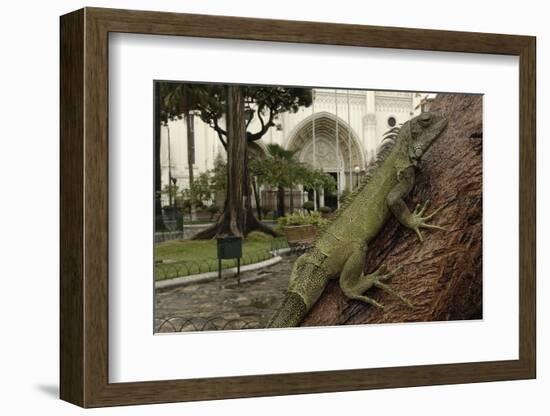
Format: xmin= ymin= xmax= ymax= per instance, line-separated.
xmin=159 ymin=88 xmax=428 ymax=211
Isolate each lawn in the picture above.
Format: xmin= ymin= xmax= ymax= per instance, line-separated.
xmin=154 ymin=232 xmax=288 ymax=281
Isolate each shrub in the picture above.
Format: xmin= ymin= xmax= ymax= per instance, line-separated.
xmin=277 ymin=211 xmax=327 ymax=227
xmin=246 ymin=231 xmax=273 ymax=242
xmin=302 ymin=201 xmax=315 ymax=212
xmin=207 ymin=205 xmax=219 ymax=214
xmin=319 ymin=206 xmax=333 ymax=214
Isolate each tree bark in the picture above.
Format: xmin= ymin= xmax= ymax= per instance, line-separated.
xmin=252 ymin=176 xmax=262 ymax=220
xmin=302 ymin=94 xmax=483 ymax=326
xmin=277 ymin=186 xmax=285 ymax=218
xmin=192 ymin=85 xmax=278 ymax=239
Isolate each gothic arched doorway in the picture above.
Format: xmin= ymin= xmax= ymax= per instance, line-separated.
xmin=286 ymin=112 xmax=364 ymax=210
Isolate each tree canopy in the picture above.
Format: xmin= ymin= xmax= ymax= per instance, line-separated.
xmin=251 ymin=144 xmax=301 ymax=191
xmin=159 ymin=83 xmax=313 ymax=148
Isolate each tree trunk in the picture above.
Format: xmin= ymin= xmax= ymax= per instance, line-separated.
xmin=192 ymin=85 xmax=278 ymax=239
xmin=277 ymin=186 xmax=285 ymax=218
xmin=154 ymin=83 xmax=166 ymax=231
xmin=252 ymin=176 xmax=262 ymax=220
xmin=302 ymin=94 xmax=483 ymax=326
xmin=184 ymin=111 xmax=196 ymax=221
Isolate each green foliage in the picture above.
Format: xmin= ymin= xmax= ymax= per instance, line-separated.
xmin=190 ymin=172 xmax=212 ymax=206
xmin=319 ymin=206 xmax=333 ymax=214
xmin=158 ymin=82 xmax=210 ymax=124
xmin=207 ymin=205 xmax=219 ymax=214
xmin=277 ymin=211 xmax=327 ymax=227
xmin=177 ymin=174 xmax=212 ymax=211
xmin=302 ymin=201 xmax=315 ymax=212
xmin=250 ymin=144 xmax=301 ymax=190
xmin=209 ymin=154 xmax=227 ymax=196
xmin=161 ymin=184 xmax=180 ymax=205
xmin=158 ymin=82 xmax=313 ymax=145
xmin=174 ymin=162 xmax=226 ymax=212
xmin=301 ymin=167 xmax=337 ymax=194
xmin=246 ymin=231 xmax=274 ymax=242
xmin=340 ymin=188 xmax=352 ymax=204
xmin=251 ymin=144 xmax=337 ymax=197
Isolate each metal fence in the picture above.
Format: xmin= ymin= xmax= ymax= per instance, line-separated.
xmin=154 ymin=238 xmax=290 ymax=281
xmin=156 ymin=316 xmax=262 ymax=332
xmin=154 ymin=231 xmax=185 ymax=243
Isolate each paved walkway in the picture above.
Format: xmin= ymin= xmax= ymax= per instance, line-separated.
xmin=155 ymin=254 xmax=297 ymax=332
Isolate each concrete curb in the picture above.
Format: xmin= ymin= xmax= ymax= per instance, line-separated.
xmin=155 ymin=255 xmax=284 ymax=291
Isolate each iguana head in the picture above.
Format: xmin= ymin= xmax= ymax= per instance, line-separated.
xmin=407 ymin=112 xmax=448 ymax=161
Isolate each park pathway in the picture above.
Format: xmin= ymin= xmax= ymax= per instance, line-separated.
xmin=155 ymin=254 xmax=297 ymax=332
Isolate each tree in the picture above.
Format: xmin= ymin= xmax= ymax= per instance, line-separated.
xmin=160 ymin=183 xmax=180 ymax=208
xmin=192 ymin=85 xmax=313 ymax=238
xmin=301 ymin=167 xmax=337 ymax=197
xmin=251 ymin=144 xmax=338 ymax=218
xmin=182 ymin=171 xmax=212 ymax=212
xmin=250 ymin=144 xmax=301 ymax=217
xmin=209 ymin=154 xmax=227 ymax=204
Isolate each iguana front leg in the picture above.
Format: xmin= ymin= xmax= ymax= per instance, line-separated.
xmin=339 ymin=243 xmax=413 ymax=309
xmin=387 ymin=166 xmax=446 ymax=242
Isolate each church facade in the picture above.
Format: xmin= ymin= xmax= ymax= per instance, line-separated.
xmin=159 ymin=88 xmax=429 ymax=210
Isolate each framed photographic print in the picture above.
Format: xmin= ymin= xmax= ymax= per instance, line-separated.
xmin=60 ymin=7 xmax=536 ymax=408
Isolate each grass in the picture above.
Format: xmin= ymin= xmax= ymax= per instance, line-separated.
xmin=154 ymin=232 xmax=288 ymax=281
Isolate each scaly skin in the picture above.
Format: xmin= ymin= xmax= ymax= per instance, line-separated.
xmin=267 ymin=112 xmax=448 ymax=328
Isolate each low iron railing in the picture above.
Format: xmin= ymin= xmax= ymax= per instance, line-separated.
xmin=154 ymin=238 xmax=290 ymax=281
xmin=156 ymin=316 xmax=262 ymax=332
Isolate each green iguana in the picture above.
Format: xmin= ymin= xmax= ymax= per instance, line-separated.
xmin=267 ymin=111 xmax=448 ymax=328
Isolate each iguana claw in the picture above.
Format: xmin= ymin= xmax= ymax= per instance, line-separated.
xmin=346 ymin=264 xmax=414 ymax=309
xmin=409 ymin=200 xmax=447 ymax=242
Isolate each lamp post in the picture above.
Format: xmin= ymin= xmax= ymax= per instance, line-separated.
xmin=354 ymin=165 xmax=360 ymax=188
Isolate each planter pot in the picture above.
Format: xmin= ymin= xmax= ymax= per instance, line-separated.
xmin=282 ymin=224 xmax=317 ymax=246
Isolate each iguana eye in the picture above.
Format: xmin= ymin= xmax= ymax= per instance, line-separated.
xmin=419 ymin=113 xmax=432 ymax=127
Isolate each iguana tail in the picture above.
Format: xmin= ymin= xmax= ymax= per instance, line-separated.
xmin=267 ymin=291 xmax=308 ymax=327
xmin=267 ymin=252 xmax=330 ymax=328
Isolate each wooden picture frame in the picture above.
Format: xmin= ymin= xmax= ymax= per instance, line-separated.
xmin=60 ymin=7 xmax=536 ymax=408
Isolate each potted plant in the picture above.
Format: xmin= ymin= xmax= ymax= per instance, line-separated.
xmin=278 ymin=212 xmax=326 ymax=246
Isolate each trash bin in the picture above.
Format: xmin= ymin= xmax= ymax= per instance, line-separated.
xmin=216 ymin=235 xmax=243 ymax=282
